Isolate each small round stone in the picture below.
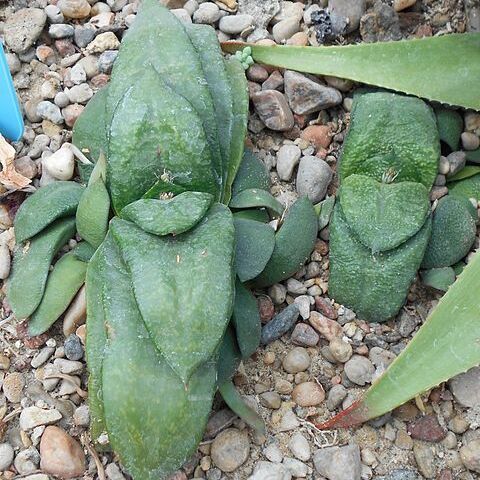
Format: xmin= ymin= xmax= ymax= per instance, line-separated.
xmin=288 ymin=433 xmax=311 ymax=461
xmin=193 ymin=3 xmax=220 ymax=24
xmin=64 ymin=334 xmax=84 ymax=361
xmin=292 ymin=381 xmax=325 ymax=406
xmin=460 ymin=439 xmax=480 ymax=473
xmin=329 ymin=338 xmax=353 ymax=363
xmin=0 ymin=443 xmax=14 ymax=470
xmin=344 ymin=355 xmax=375 ymax=386
xmin=210 ymin=428 xmax=250 ymax=473
xmin=58 ymin=0 xmax=91 ymax=19
xmin=259 ymin=391 xmax=282 ymax=409
xmin=219 ymin=14 xmax=254 ymax=34
xmin=461 ymin=132 xmax=480 ymax=151
xmin=282 ymin=347 xmax=311 ymax=373
xmin=3 ymin=372 xmax=25 ymax=403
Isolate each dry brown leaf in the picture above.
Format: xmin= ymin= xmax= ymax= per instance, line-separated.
xmin=0 ymin=134 xmax=31 ymax=190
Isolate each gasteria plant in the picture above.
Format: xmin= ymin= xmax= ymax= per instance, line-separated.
xmin=7 ymin=2 xmax=318 ymax=478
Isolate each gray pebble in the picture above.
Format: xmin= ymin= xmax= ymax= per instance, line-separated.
xmin=29 ymin=134 xmax=50 ymax=159
xmin=344 ymin=355 xmax=375 ymax=386
xmin=30 ymin=346 xmax=55 ymax=368
xmin=70 ymin=63 xmax=87 ymax=85
xmin=98 ymin=50 xmax=118 ymax=74
xmin=48 ymin=23 xmax=74 ymax=39
xmin=105 ymin=463 xmax=126 ymax=480
xmin=282 ymin=347 xmax=310 ymax=373
xmin=304 ymin=4 xmax=321 ymax=25
xmin=264 ymin=442 xmax=283 ymax=463
xmin=6 ymin=53 xmax=21 ymax=75
xmin=291 ymin=323 xmax=319 ymax=347
xmin=283 ymin=457 xmax=309 ymax=478
xmin=438 ymin=155 xmax=450 ymax=175
xmin=329 ymin=0 xmax=366 ymax=33
xmin=313 ymin=444 xmax=361 ymax=480
xmin=37 ymin=101 xmax=64 ymax=125
xmin=249 ymin=461 xmax=292 ymax=480
xmin=277 ymin=144 xmax=301 ymax=181
xmin=219 ymin=14 xmax=254 ymax=34
xmin=461 ymin=131 xmax=480 ymax=151
xmin=193 ymin=2 xmax=220 ymax=24
xmin=14 ymin=447 xmax=40 ymax=475
xmin=376 ymin=470 xmax=422 ymax=480
xmin=272 ymin=17 xmax=300 ymax=43
xmin=0 ymin=244 xmax=11 ymax=280
xmin=171 ymin=8 xmax=192 ymax=24
xmin=296 ymin=156 xmax=333 ymax=203
xmin=286 ymin=278 xmax=306 ymax=295
xmin=268 ymin=283 xmax=287 ymax=305
xmin=288 ymin=433 xmax=311 ymax=462
xmin=74 ymin=24 xmax=96 ymax=48
xmin=326 ymin=384 xmax=347 ymax=411
xmin=446 ymin=151 xmax=467 ymax=177
xmin=4 ymin=8 xmax=47 ymax=54
xmin=54 ymin=91 xmax=70 ymax=108
xmin=73 ymin=405 xmax=90 ymax=427
xmin=66 ymin=83 xmax=93 ymax=104
xmin=449 ymin=366 xmax=480 ymax=408
xmin=184 ymin=0 xmax=199 ymax=16
xmin=45 ymin=4 xmax=65 ymax=23
xmin=64 ymin=334 xmax=84 ymax=361
xmin=210 ymin=428 xmax=250 ymax=473
xmin=261 ymin=304 xmax=300 ymax=344
xmin=0 ymin=443 xmax=14 ymax=471
xmin=108 ymin=0 xmax=128 ymax=12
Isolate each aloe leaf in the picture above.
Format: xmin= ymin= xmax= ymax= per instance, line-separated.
xmin=252 ymin=196 xmax=317 ymax=288
xmin=28 ymin=253 xmax=87 ymax=336
xmin=340 ymin=174 xmax=430 ymax=253
xmin=219 ymin=380 xmax=265 ymax=435
xmin=233 ymin=209 xmax=270 ymax=223
xmin=232 ymin=149 xmax=270 ymax=197
xmin=447 ymin=165 xmax=480 ymax=182
xmin=234 ymin=218 xmax=275 ymax=282
xmin=230 ymin=188 xmax=284 ymax=216
xmin=222 ymin=34 xmax=480 ymax=110
xmin=8 ymin=218 xmax=76 ymax=319
xmin=217 ymin=323 xmax=242 ymax=386
xmin=232 ymin=279 xmax=261 ymax=359
xmin=435 ymin=107 xmax=463 ymax=151
xmin=449 ymin=173 xmax=480 ymax=201
xmin=421 ymin=267 xmax=456 ymax=292
xmin=14 ymin=181 xmax=84 ymax=244
xmin=94 ymin=231 xmax=217 ymax=479
xmin=224 ymin=57 xmax=249 ymax=204
xmin=110 ymin=204 xmax=235 ymax=384
xmin=318 ymin=249 xmax=480 ymax=429
xmin=316 ymin=195 xmax=335 ymax=231
xmin=339 ymin=91 xmax=440 ymax=188
xmin=120 ymin=192 xmax=213 ymax=236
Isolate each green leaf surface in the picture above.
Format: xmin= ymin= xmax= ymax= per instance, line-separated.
xmin=466 ymin=148 xmax=480 ymax=163
xmin=120 ymin=192 xmax=213 ymax=236
xmin=422 ymin=195 xmax=477 ymax=269
xmin=93 ymin=232 xmax=217 ymax=480
xmin=340 ymin=175 xmax=430 ymax=253
xmin=318 ymin=249 xmax=480 ymax=428
xmin=232 ymin=279 xmax=261 ymax=359
xmin=222 ymin=34 xmax=480 ymax=110
xmin=447 ymin=165 xmax=480 ymax=182
xmin=216 ymin=324 xmax=242 ymax=386
xmin=252 ymin=197 xmax=318 ymax=288
xmin=230 ymin=188 xmax=284 ymax=216
xmin=28 ymin=253 xmax=87 ymax=336
xmin=449 ymin=173 xmax=480 ymax=201
xmin=71 ymin=241 xmax=96 ymax=263
xmin=219 ymin=380 xmax=265 ymax=434
xmin=232 ymin=149 xmax=270 ymax=197
xmin=14 ymin=182 xmax=84 ymax=244
xmin=421 ymin=267 xmax=456 ymax=292
xmin=316 ymin=195 xmax=335 ymax=231
xmin=339 ymin=91 xmax=440 ymax=188
xmin=234 ymin=218 xmax=275 ymax=282
xmin=329 ymin=205 xmax=431 ymax=323
xmin=107 ymin=67 xmax=217 ymax=212
xmin=435 ymin=107 xmax=463 ymax=151
xmin=233 ymin=209 xmax=270 ymax=223
xmin=8 ymin=218 xmax=76 ymax=319
xmin=110 ymin=204 xmax=235 ymax=383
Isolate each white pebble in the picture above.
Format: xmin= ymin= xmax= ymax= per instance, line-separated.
xmin=0 ymin=244 xmax=11 ymax=280
xmin=43 ymin=147 xmax=75 ymax=180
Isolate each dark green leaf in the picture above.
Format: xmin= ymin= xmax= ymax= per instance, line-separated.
xmin=316 ymin=195 xmax=335 ymax=231
xmin=421 ymin=267 xmax=456 ymax=292
xmin=232 ymin=149 xmax=270 ymax=197
xmin=447 ymin=165 xmax=480 ymax=182
xmin=449 ymin=174 xmax=480 ymax=201
xmin=216 ymin=324 xmax=241 ymax=386
xmin=71 ymin=241 xmax=96 ymax=263
xmin=230 ymin=188 xmax=284 ymax=216
xmin=233 ymin=209 xmax=270 ymax=223
xmin=435 ymin=107 xmax=463 ymax=151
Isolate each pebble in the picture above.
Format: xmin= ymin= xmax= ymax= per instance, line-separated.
xmin=301 ymin=125 xmax=332 ymax=150
xmin=283 ymin=457 xmax=309 ymax=478
xmin=264 ymin=442 xmax=283 ymax=463
xmin=393 ymin=0 xmax=416 ymax=12
xmin=360 ymin=2 xmax=401 ymax=42
xmin=262 ymin=71 xmax=284 ymax=91
xmin=272 ymin=18 xmax=301 ymax=44
xmin=288 ymin=433 xmax=311 ymax=462
xmin=282 ymin=347 xmax=311 ymax=373
xmin=0 ymin=354 xmax=10 ymax=371
xmin=248 ymin=461 xmax=292 ymax=480
xmin=329 ymin=338 xmax=353 ymax=363
xmin=86 ymin=32 xmax=120 ymax=54
xmin=37 ymin=101 xmax=64 ymax=125
xmin=261 ymin=304 xmax=299 ymax=344
xmin=98 ymin=50 xmax=119 ymax=74
xmin=55 ymin=91 xmax=70 ymax=109
xmin=448 ymin=415 xmax=469 ymax=434
xmin=296 ymin=156 xmax=333 ymax=203
xmin=329 ymin=0 xmax=366 ymax=34
xmin=277 ymin=144 xmax=301 ymax=181
xmin=413 ymin=443 xmax=435 ymax=478
xmin=45 ymin=5 xmax=65 ymax=23
xmin=49 ymin=24 xmax=75 ymax=39
xmin=309 ymin=311 xmax=342 ymax=340
xmin=252 ymin=90 xmax=294 ymax=131
xmin=369 ymin=346 xmax=396 ymax=369
xmin=0 ymin=244 xmax=11 ymax=280
xmin=31 ymin=346 xmax=55 ymax=368
xmin=171 ymin=8 xmax=192 ymax=24
xmin=460 ymin=439 xmax=480 ymax=473
xmin=66 ymin=84 xmax=93 ymax=104
xmin=259 ymin=391 xmax=281 ymax=409
xmin=4 ymin=8 xmax=47 ymax=54
xmin=58 ymin=0 xmax=91 ymax=19
xmin=70 ymin=64 xmax=87 ymax=86
xmin=193 ymin=3 xmax=220 ymax=24
xmin=275 ymin=378 xmax=293 ymax=395
xmin=20 ymin=407 xmax=63 ymax=431
xmin=62 ymin=104 xmax=85 ymax=128
xmin=327 ymin=384 xmax=347 ymax=411
xmin=313 ymin=444 xmax=361 ymax=480
xmin=291 ymin=323 xmax=319 ymax=347
xmin=14 ymin=448 xmax=40 ymax=475
xmin=292 ymin=382 xmax=325 ymax=406
xmin=461 ymin=132 xmax=480 ymax=151
xmin=73 ymin=405 xmax=90 ymax=427
xmin=105 ymin=463 xmax=126 ymax=480
xmin=408 ymin=415 xmax=446 ymax=442
xmin=278 ymin=409 xmax=300 ymax=432
xmin=344 ymin=355 xmax=375 ymax=386
xmin=286 ymin=278 xmax=306 ymax=295
xmin=43 ymin=147 xmax=74 ymax=181
xmin=247 ymin=65 xmax=269 ymax=83
xmin=268 ymin=284 xmax=287 ymax=305
xmin=210 ymin=428 xmax=250 ymax=473
xmin=54 ymin=358 xmax=83 ymax=374
xmin=219 ymin=14 xmax=254 ymax=34
xmin=449 ymin=366 xmax=480 ymax=407
xmin=74 ymin=25 xmax=96 ymax=48
xmin=64 ymin=335 xmax=84 ymax=361
xmin=40 ymin=426 xmax=86 ymax=478
xmin=3 ymin=372 xmax=25 ymax=403
xmin=446 ymin=151 xmax=466 ymax=177
xmin=0 ymin=443 xmax=14 ymax=471
xmin=284 ymin=71 xmax=342 ymax=115
xmin=6 ymin=53 xmax=21 ymax=75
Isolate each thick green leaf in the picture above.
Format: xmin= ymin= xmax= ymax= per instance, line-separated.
xmin=8 ymin=218 xmax=76 ymax=319
xmin=219 ymin=380 xmax=265 ymax=434
xmin=339 ymin=91 xmax=440 ymax=188
xmin=110 ymin=204 xmax=235 ymax=383
xmin=230 ymin=188 xmax=284 ymax=216
xmin=340 ymin=174 xmax=430 ymax=253
xmin=222 ymin=34 xmax=480 ymax=110
xmin=234 ymin=218 xmax=275 ymax=282
xmin=107 ymin=67 xmax=218 ymax=212
xmin=224 ymin=57 xmax=249 ymax=203
xmin=71 ymin=241 xmax=96 ymax=263
xmin=421 ymin=267 xmax=456 ymax=292
xmin=120 ymin=192 xmax=213 ymax=236
xmin=252 ymin=197 xmax=317 ymax=288
xmin=447 ymin=165 xmax=480 ymax=182
xmin=232 ymin=279 xmax=261 ymax=359
xmin=449 ymin=173 xmax=480 ymax=201
xmin=232 ymin=149 xmax=270 ymax=197
xmin=14 ymin=182 xmax=83 ymax=244
xmin=329 ymin=205 xmax=431 ymax=323
xmin=318 ymin=249 xmax=480 ymax=428
xmin=216 ymin=324 xmax=242 ymax=386
xmin=316 ymin=195 xmax=335 ymax=231
xmin=28 ymin=253 xmax=87 ymax=336
xmin=466 ymin=148 xmax=480 ymax=163
xmin=95 ymin=232 xmax=217 ymax=480
xmin=435 ymin=107 xmax=463 ymax=151
xmin=422 ymin=195 xmax=477 ymax=269
xmin=233 ymin=209 xmax=270 ymax=223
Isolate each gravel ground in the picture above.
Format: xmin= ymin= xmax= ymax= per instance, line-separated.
xmin=0 ymin=0 xmax=480 ymax=479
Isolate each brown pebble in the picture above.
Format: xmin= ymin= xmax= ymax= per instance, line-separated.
xmin=3 ymin=372 xmax=25 ymax=403
xmin=55 ymin=39 xmax=76 ymax=57
xmin=251 ymin=90 xmax=294 ymax=131
xmin=315 ymin=297 xmax=337 ymax=319
xmin=257 ymin=296 xmax=275 ymax=324
xmin=308 ymin=311 xmax=342 ymax=341
xmin=292 ymin=381 xmax=325 ymax=407
xmin=301 ymin=125 xmax=332 ymax=150
xmin=291 ymin=323 xmax=319 ymax=347
xmin=62 ymin=104 xmax=84 ymax=128
xmin=408 ymin=415 xmax=447 ymax=443
xmin=246 ymin=64 xmax=269 ymax=83
xmin=286 ymin=32 xmax=308 ymax=46
xmin=36 ymin=45 xmax=56 ymax=64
